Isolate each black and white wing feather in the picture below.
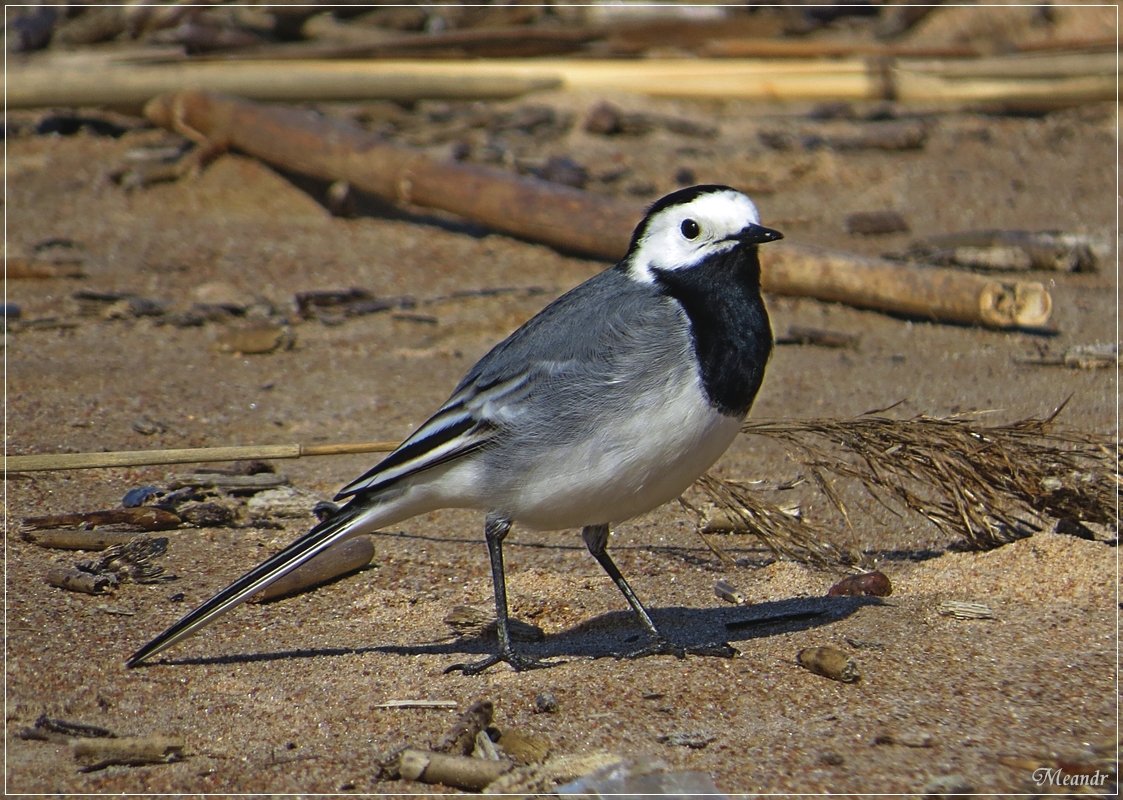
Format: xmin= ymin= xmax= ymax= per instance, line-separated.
xmin=335 ymin=269 xmax=648 ymax=501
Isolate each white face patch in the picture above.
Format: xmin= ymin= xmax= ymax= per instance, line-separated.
xmin=626 ymin=189 xmax=763 ymax=284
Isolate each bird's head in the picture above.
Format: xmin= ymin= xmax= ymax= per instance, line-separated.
xmin=623 ymin=185 xmax=782 ymax=284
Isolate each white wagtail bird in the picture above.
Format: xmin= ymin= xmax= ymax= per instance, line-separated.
xmin=127 ymin=184 xmax=782 ymax=674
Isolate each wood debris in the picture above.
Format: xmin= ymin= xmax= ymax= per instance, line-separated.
xmin=77 ymin=536 xmax=176 ymax=584
xmin=433 ymin=700 xmax=494 ymax=756
xmin=22 ymin=507 xmax=181 ymax=533
xmin=22 ymin=528 xmax=159 ymax=551
xmin=45 ymin=568 xmax=118 ymax=595
xmin=937 ymin=600 xmax=997 ymax=620
xmin=249 ymin=537 xmax=374 ymax=603
xmin=18 ymin=714 xmax=114 ymax=743
xmin=398 ymin=748 xmax=512 ymax=791
xmin=373 ymin=699 xmax=458 ymax=710
xmin=166 ymin=470 xmax=289 ymax=493
xmin=775 ymin=325 xmax=859 ymax=349
xmin=1016 ymin=343 xmax=1119 ymax=370
xmin=72 ymin=735 xmax=186 ymax=772
xmin=482 ymin=751 xmax=626 ymax=795
xmin=904 ymin=230 xmax=1098 ymax=273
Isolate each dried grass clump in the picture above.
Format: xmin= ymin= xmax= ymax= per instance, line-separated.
xmin=685 ymin=474 xmax=847 ymax=567
xmin=692 ymin=401 xmax=1118 ymax=564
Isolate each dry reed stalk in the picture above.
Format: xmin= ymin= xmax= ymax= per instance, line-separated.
xmin=685 ymin=474 xmax=845 ymax=567
xmin=694 ymin=403 xmax=1117 ymax=561
xmin=6 ymin=440 xmax=397 ymax=472
xmin=6 ymin=58 xmax=559 ymax=111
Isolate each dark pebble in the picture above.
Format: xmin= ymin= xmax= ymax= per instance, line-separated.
xmin=122 ymin=486 xmax=162 ymax=508
xmin=827 ymin=570 xmax=892 ymax=597
xmin=533 ymin=691 xmax=558 ymax=714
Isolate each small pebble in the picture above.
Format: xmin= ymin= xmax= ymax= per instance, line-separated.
xmin=312 ymin=500 xmax=341 ymax=521
xmin=584 ymin=100 xmax=629 ymax=135
xmin=533 ymin=691 xmax=558 ymax=714
xmin=246 ymin=486 xmax=322 ymax=519
xmin=527 ymin=155 xmax=587 ymax=189
xmin=674 ymin=166 xmax=697 ymax=185
xmin=796 ymin=646 xmax=860 ymax=683
xmin=844 ymin=210 xmax=910 ymax=235
xmin=714 ymin=578 xmax=747 ymax=605
xmin=213 ymin=321 xmax=292 ymax=355
xmin=103 ymin=296 xmax=166 ymax=320
xmin=131 ymin=415 xmax=167 ymax=436
xmin=827 ymin=570 xmax=892 ymax=597
xmin=921 ymin=773 xmax=973 ymax=798
xmin=177 ymin=501 xmax=236 ymax=528
xmin=874 ymin=730 xmax=934 ymax=748
xmin=122 ymin=486 xmax=161 ymax=508
xmin=494 ymin=729 xmax=550 ymax=764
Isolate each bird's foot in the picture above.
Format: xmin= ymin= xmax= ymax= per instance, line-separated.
xmin=445 ymin=650 xmax=563 ymax=675
xmin=616 ymin=636 xmax=738 ymax=661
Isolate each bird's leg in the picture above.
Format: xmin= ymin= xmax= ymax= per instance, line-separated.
xmin=582 ymin=524 xmax=736 ymax=660
xmin=445 ymin=512 xmax=559 ymax=675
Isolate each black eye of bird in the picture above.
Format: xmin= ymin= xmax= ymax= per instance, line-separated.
xmin=680 ymin=219 xmax=700 ymax=240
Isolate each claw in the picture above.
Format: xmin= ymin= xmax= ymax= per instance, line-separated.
xmin=445 ymin=651 xmax=563 ymax=675
xmin=616 ymin=637 xmax=737 ymax=661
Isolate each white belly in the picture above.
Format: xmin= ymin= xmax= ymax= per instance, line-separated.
xmin=493 ymin=382 xmax=741 ymax=530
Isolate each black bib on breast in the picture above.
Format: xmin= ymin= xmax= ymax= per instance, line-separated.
xmin=651 ymin=246 xmax=773 ymax=417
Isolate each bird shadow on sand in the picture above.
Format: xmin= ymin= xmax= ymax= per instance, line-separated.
xmin=136 ymin=595 xmax=880 ymax=669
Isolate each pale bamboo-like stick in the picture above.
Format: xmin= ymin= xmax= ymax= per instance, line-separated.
xmin=5 ymin=59 xmax=560 ymax=111
xmin=902 ymin=51 xmax=1115 ymax=79
xmin=316 ymin=56 xmax=876 ymax=100
xmin=6 ymin=440 xmax=397 ymax=473
xmin=765 ymin=245 xmax=1053 ymax=329
xmin=703 ymin=38 xmax=981 ymax=59
xmin=897 ymin=71 xmax=1113 ymax=108
xmin=894 ymin=52 xmax=1115 ymax=108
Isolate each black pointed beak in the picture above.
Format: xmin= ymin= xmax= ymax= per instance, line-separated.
xmin=734 ymin=224 xmax=783 ymax=245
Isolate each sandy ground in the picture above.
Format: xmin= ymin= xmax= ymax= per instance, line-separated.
xmin=5 ymin=81 xmax=1118 ymax=796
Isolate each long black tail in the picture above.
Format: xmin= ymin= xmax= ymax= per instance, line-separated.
xmin=126 ymin=502 xmax=368 ymax=667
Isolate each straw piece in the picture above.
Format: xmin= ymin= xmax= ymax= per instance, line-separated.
xmin=6 ymin=440 xmax=397 ymax=473
xmin=6 ymin=59 xmax=559 ymax=111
